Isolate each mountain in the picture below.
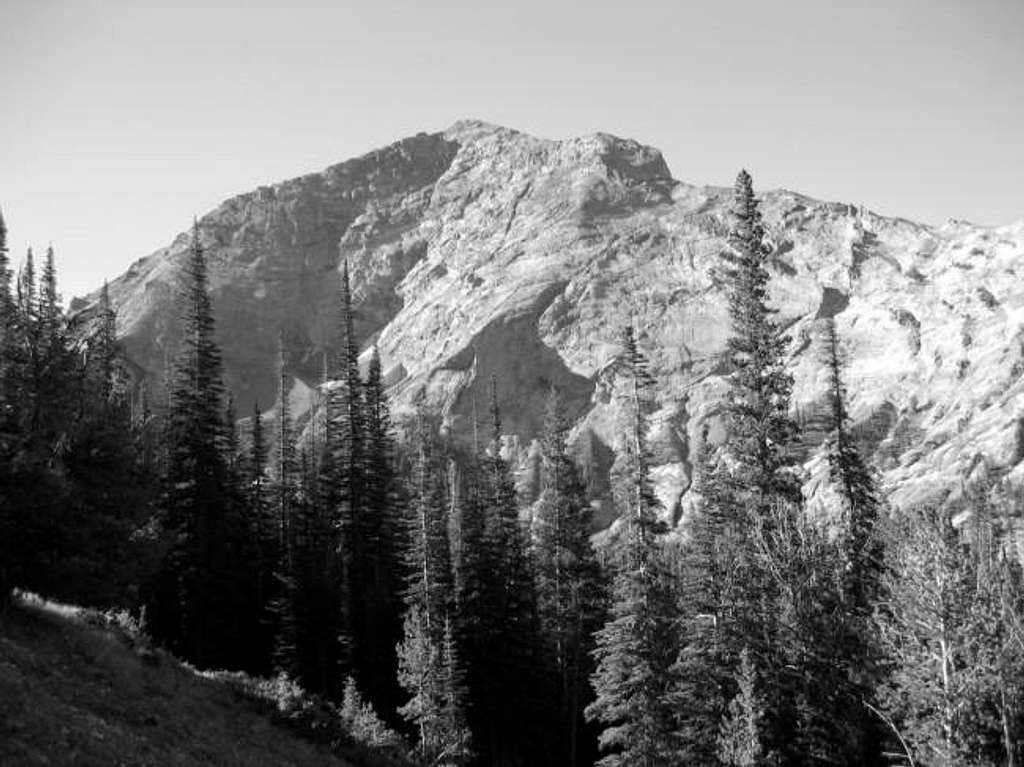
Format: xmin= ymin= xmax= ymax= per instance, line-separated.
xmin=79 ymin=119 xmax=1024 ymax=526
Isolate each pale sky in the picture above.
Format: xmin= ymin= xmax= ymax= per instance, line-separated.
xmin=2 ymin=0 xmax=1022 ymax=301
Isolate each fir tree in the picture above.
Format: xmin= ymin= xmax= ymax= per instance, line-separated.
xmin=0 ymin=210 xmax=13 ymax=604
xmin=822 ymin=316 xmax=882 ymax=609
xmin=397 ymin=415 xmax=472 ymax=764
xmin=676 ymin=171 xmax=803 ymax=763
xmin=401 ymin=412 xmax=453 ymax=629
xmin=719 ymin=169 xmax=800 ymax=507
xmin=150 ymin=220 xmax=239 ymax=668
xmin=586 ymin=326 xmax=681 ymax=767
xmin=397 ymin=606 xmax=473 ymax=766
xmin=92 ymin=282 xmax=121 ymax=399
xmin=317 ymin=259 xmax=363 ymax=683
xmin=359 ymin=343 xmax=403 ymax=712
xmin=469 ymin=375 xmax=545 ymax=767
xmin=531 ymin=387 xmax=606 ymax=766
xmin=876 ymin=494 xmax=1024 ymax=766
xmin=717 ymin=649 xmax=770 ymax=767
xmin=271 ymin=337 xmax=300 ymax=674
xmin=820 ymin=315 xmax=887 ymax=766
xmin=339 ymin=675 xmax=405 ymax=753
xmin=246 ymin=401 xmax=281 ymax=672
xmin=39 ymin=244 xmax=60 ymax=343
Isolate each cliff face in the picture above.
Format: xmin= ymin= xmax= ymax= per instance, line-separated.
xmin=87 ymin=119 xmax=1024 ymax=524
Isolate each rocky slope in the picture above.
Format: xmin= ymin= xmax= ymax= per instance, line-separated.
xmin=80 ymin=119 xmax=1024 ymax=525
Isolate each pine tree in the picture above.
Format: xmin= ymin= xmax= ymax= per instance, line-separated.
xmin=532 ymin=387 xmax=606 ymax=766
xmin=876 ymin=493 xmax=1024 ymax=766
xmin=452 ymin=400 xmax=488 ymax=638
xmin=821 ymin=316 xmax=882 ymax=609
xmin=39 ymin=245 xmax=60 ymax=344
xmin=717 ymin=649 xmax=770 ymax=767
xmin=150 ymin=220 xmax=239 ymax=668
xmin=339 ymin=675 xmax=405 ymax=753
xmin=246 ymin=401 xmax=281 ymax=672
xmin=271 ymin=337 xmax=300 ymax=674
xmin=17 ymin=246 xmax=35 ymax=320
xmin=92 ymin=282 xmax=121 ymax=399
xmin=359 ymin=344 xmax=403 ymax=712
xmin=397 ymin=414 xmax=472 ymax=765
xmin=720 ymin=169 xmax=800 ymax=507
xmin=401 ymin=413 xmax=453 ymax=629
xmin=586 ymin=326 xmax=681 ymax=767
xmin=275 ymin=336 xmax=297 ymax=551
xmin=397 ymin=605 xmax=473 ymax=766
xmin=439 ymin=613 xmax=474 ymax=767
xmin=0 ymin=209 xmax=14 ymax=413
xmin=819 ymin=315 xmax=887 ymax=766
xmin=0 ymin=210 xmax=14 ymax=604
xmin=467 ymin=375 xmax=545 ymax=766
xmin=875 ymin=506 xmax=979 ymax=766
xmin=317 ymin=259 xmax=364 ymax=684
xmin=16 ymin=247 xmax=43 ymax=435
xmin=676 ymin=171 xmax=804 ymax=763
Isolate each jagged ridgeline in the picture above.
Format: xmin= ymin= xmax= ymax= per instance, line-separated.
xmin=76 ymin=119 xmax=1024 ymax=522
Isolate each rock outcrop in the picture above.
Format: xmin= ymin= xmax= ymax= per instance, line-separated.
xmin=81 ymin=119 xmax=1024 ymax=524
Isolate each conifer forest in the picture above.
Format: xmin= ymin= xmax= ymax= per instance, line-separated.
xmin=3 ymin=171 xmax=1024 ymax=767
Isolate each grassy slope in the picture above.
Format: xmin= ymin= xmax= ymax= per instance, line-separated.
xmin=0 ymin=596 xmax=354 ymax=767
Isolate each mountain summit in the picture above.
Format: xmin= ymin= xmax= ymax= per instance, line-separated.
xmin=86 ymin=121 xmax=1024 ymax=524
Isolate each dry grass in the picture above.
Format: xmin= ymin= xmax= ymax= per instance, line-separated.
xmin=0 ymin=592 xmax=355 ymax=767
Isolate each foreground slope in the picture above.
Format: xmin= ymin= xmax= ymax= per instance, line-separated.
xmin=0 ymin=595 xmax=360 ymax=767
xmin=82 ymin=120 xmax=1024 ymax=521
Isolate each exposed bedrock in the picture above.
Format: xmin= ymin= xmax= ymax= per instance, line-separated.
xmin=80 ymin=120 xmax=1024 ymax=525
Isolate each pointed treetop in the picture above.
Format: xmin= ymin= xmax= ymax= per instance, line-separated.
xmin=277 ymin=331 xmax=288 ymax=371
xmin=488 ymin=373 xmax=502 ymax=453
xmin=0 ymin=206 xmax=6 ymax=244
xmin=732 ymin=169 xmax=759 ymax=222
xmin=340 ymin=259 xmax=353 ymax=312
xmin=19 ymin=247 xmax=36 ymax=306
xmin=41 ymin=245 xmax=59 ymax=307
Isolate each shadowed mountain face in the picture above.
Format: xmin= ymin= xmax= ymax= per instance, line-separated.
xmin=82 ymin=119 xmax=1024 ymax=524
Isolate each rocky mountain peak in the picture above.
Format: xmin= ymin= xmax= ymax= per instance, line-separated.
xmin=86 ymin=122 xmax=1024 ymax=526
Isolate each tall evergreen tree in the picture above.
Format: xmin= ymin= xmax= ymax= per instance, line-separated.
xmin=675 ymin=170 xmax=804 ymax=763
xmin=397 ymin=413 xmax=473 ymax=765
xmin=465 ymin=376 xmax=545 ymax=767
xmin=719 ymin=169 xmax=801 ymax=506
xmin=819 ymin=315 xmax=887 ymax=765
xmin=246 ymin=401 xmax=281 ymax=672
xmin=317 ymin=259 xmax=364 ymax=683
xmin=401 ymin=413 xmax=453 ymax=628
xmin=0 ymin=210 xmax=13 ymax=604
xmin=531 ymin=387 xmax=605 ymax=766
xmin=586 ymin=326 xmax=681 ymax=767
xmin=39 ymin=244 xmax=60 ymax=343
xmin=397 ymin=605 xmax=473 ymax=767
xmin=822 ymin=316 xmax=882 ymax=609
xmin=717 ymin=649 xmax=770 ymax=767
xmin=360 ymin=344 xmax=404 ymax=712
xmin=149 ymin=220 xmax=240 ymax=668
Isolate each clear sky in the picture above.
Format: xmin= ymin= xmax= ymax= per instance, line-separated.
xmin=2 ymin=0 xmax=1022 ymax=301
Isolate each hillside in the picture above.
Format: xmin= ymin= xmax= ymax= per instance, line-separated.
xmin=79 ymin=119 xmax=1024 ymax=524
xmin=0 ymin=593 xmax=382 ymax=767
